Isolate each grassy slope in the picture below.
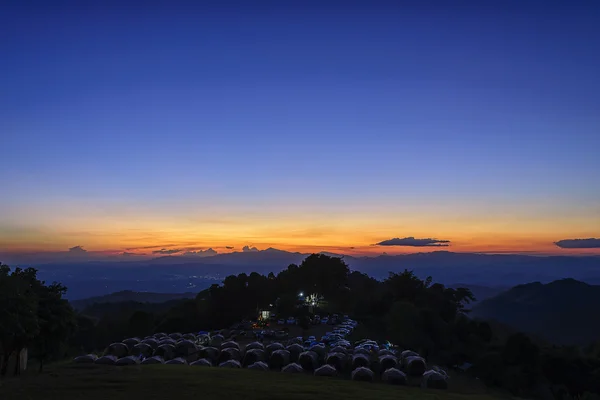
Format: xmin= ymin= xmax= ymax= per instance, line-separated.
xmin=0 ymin=364 xmax=511 ymax=400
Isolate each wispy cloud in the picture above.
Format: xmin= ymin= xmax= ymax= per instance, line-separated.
xmin=554 ymin=238 xmax=600 ymax=249
xmin=152 ymin=248 xmax=182 ymax=255
xmin=226 ymin=246 xmax=234 ymax=250
xmin=125 ymin=244 xmax=180 ymax=251
xmin=376 ymin=237 xmax=450 ymax=247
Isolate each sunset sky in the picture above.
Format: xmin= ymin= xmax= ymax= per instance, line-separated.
xmin=1 ymin=1 xmax=599 ymax=258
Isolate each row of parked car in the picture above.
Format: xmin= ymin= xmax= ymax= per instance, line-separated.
xmin=299 ymin=318 xmax=358 ymax=348
xmin=277 ymin=313 xmax=350 ymax=326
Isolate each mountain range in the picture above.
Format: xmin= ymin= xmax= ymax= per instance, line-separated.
xmin=7 ymin=249 xmax=599 ymax=300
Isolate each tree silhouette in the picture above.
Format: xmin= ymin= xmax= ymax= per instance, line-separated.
xmin=0 ymin=264 xmax=75 ymax=375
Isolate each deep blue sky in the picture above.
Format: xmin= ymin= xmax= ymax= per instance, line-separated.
xmin=1 ymin=1 xmax=599 ymax=254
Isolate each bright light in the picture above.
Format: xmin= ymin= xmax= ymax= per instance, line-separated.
xmin=299 ymin=292 xmax=304 ymax=297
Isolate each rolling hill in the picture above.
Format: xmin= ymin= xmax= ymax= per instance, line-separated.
xmin=471 ymin=278 xmax=600 ymax=345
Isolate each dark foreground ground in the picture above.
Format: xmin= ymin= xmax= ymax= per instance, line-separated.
xmin=0 ymin=364 xmax=511 ymax=400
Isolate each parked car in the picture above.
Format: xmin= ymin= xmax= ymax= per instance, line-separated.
xmin=277 ymin=319 xmax=285 ymax=325
xmin=358 ymin=343 xmax=379 ymax=352
xmin=286 ymin=317 xmax=296 ymax=325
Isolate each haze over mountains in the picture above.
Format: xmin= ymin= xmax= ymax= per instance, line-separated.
xmin=6 ymin=248 xmax=598 ymax=300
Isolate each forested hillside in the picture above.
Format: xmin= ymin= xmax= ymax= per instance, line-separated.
xmin=472 ymin=279 xmax=600 ymax=345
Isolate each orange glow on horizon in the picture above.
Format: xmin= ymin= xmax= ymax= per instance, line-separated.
xmin=2 ymin=237 xmax=599 ymax=257
xmin=1 ymin=203 xmax=599 ymax=257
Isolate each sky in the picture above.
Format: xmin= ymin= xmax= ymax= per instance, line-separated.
xmin=1 ymin=0 xmax=599 ymax=259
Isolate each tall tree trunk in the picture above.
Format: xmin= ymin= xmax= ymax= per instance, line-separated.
xmin=14 ymin=348 xmax=21 ymax=376
xmin=38 ymin=357 xmax=44 ymax=373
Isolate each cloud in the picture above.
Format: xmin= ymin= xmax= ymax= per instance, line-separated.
xmin=226 ymin=246 xmax=234 ymax=250
xmin=152 ymin=248 xmax=182 ymax=255
xmin=554 ymin=238 xmax=600 ymax=249
xmin=121 ymin=252 xmax=142 ymax=256
xmin=68 ymin=245 xmax=87 ymax=253
xmin=376 ymin=237 xmax=450 ymax=247
xmin=125 ymin=244 xmax=179 ymax=251
xmin=243 ymin=245 xmax=259 ymax=252
xmin=182 ymin=248 xmax=217 ymax=257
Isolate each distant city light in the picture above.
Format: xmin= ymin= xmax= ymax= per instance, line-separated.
xmin=299 ymin=292 xmax=304 ymax=297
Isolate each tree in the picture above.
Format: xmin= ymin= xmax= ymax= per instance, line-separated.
xmin=0 ymin=265 xmax=40 ymax=376
xmin=32 ymin=282 xmax=76 ymax=372
xmin=128 ymin=311 xmax=154 ymax=338
xmin=0 ymin=264 xmax=75 ymax=376
xmin=386 ymin=301 xmax=422 ymax=350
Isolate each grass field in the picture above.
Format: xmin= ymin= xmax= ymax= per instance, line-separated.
xmin=0 ymin=364 xmax=512 ymax=400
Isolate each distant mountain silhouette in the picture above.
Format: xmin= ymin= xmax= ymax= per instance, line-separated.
xmin=471 ymin=279 xmax=600 ymax=345
xmin=70 ymin=290 xmax=197 ymax=311
xmin=149 ymin=247 xmax=308 ymax=267
xmin=146 ymin=250 xmax=600 ymax=285
xmin=25 ymin=250 xmax=600 ymax=300
xmin=350 ymin=252 xmax=600 ymax=286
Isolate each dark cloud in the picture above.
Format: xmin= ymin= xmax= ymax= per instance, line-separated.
xmin=121 ymin=252 xmax=141 ymax=256
xmin=68 ymin=245 xmax=87 ymax=253
xmin=226 ymin=246 xmax=234 ymax=250
xmin=183 ymin=248 xmax=217 ymax=257
xmin=243 ymin=245 xmax=259 ymax=252
xmin=554 ymin=238 xmax=600 ymax=249
xmin=376 ymin=237 xmax=450 ymax=247
xmin=152 ymin=248 xmax=182 ymax=255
